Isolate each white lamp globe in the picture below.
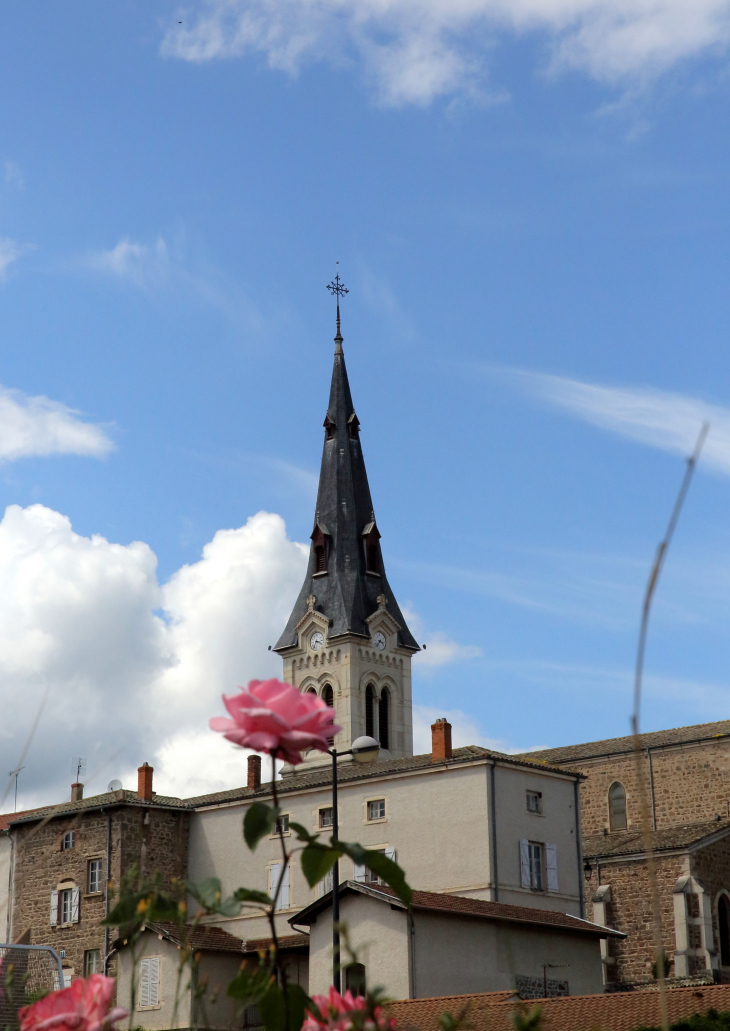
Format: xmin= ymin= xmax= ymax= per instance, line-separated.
xmin=351 ymin=736 xmax=380 ymax=764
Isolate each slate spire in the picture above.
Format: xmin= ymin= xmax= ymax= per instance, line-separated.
xmin=274 ymin=320 xmax=418 ymax=652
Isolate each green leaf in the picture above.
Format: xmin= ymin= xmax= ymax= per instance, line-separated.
xmin=188 ymin=877 xmax=224 ymax=909
xmin=258 ymin=979 xmax=285 ymax=1031
xmin=339 ymin=842 xmax=413 ymax=908
xmin=233 ymin=887 xmax=272 ymax=906
xmin=226 ymin=961 xmax=275 ymax=1002
xmin=300 ymin=844 xmax=341 ymax=888
xmin=289 ymin=822 xmax=318 ymax=844
xmin=244 ymin=802 xmax=279 ymax=850
xmin=104 ymin=888 xmax=179 ymax=926
xmin=285 ymin=983 xmax=309 ymax=1031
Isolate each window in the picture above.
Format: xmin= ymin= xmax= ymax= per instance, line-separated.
xmin=322 ymin=684 xmax=334 ymax=744
xmin=354 ymin=847 xmax=396 ymax=885
xmin=312 ymin=526 xmax=328 ymax=574
xmin=274 ymin=814 xmax=289 ymax=836
xmin=319 ymin=807 xmax=333 ymax=829
xmin=324 ymin=416 xmax=335 ymax=441
xmin=348 ymin=414 xmax=360 ymax=440
xmin=526 ymin=791 xmax=542 ymax=814
xmin=88 ymin=859 xmax=103 ymax=894
xmin=344 ymin=963 xmax=366 ymax=997
xmin=367 ymin=800 xmax=385 ymax=821
xmin=269 ymin=863 xmax=290 ymax=910
xmin=378 ymin=688 xmax=390 ymax=751
xmin=721 ymin=895 xmax=730 ymax=967
xmin=84 ymin=950 xmax=101 ymax=976
xmin=319 ymin=868 xmax=334 ymax=898
xmin=608 ymin=782 xmax=627 ymax=831
xmin=363 ymin=526 xmax=380 ymax=573
xmin=519 ymin=840 xmax=558 ymax=892
xmin=365 ymin=686 xmax=375 ymax=739
xmin=61 ymin=831 xmax=75 ymax=851
xmin=58 ymin=887 xmax=79 ymax=924
xmin=139 ymin=957 xmax=160 ymax=1008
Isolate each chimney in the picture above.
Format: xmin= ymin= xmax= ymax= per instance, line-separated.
xmin=71 ymin=783 xmax=84 ymax=802
xmin=248 ymin=755 xmax=262 ymax=790
xmin=137 ymin=762 xmax=154 ymax=801
xmin=431 ymin=718 xmax=452 ymax=762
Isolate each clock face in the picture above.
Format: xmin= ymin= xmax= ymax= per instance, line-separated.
xmin=310 ymin=631 xmax=324 ymax=651
xmin=373 ymin=631 xmax=386 ymax=651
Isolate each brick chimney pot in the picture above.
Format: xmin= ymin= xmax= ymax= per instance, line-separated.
xmin=431 ymin=718 xmax=453 ymax=762
xmin=138 ymin=762 xmax=154 ymax=801
xmin=248 ymin=755 xmax=262 ymax=790
xmin=71 ymin=783 xmax=83 ymax=802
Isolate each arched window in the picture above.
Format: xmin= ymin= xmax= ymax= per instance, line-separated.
xmin=608 ymin=782 xmax=627 ymax=831
xmin=306 ymin=687 xmax=317 ymax=695
xmin=720 ymin=895 xmax=730 ymax=966
xmin=322 ymin=684 xmax=335 ymax=745
xmin=378 ymin=688 xmax=390 ymax=751
xmin=344 ymin=963 xmax=366 ymax=996
xmin=365 ymin=685 xmax=375 ymax=738
xmin=312 ymin=526 xmax=328 ymax=574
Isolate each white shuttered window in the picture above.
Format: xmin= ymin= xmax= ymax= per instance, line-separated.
xmin=270 ymin=863 xmax=290 ymax=910
xmin=519 ymin=840 xmax=530 ymax=888
xmin=139 ymin=957 xmax=160 ymax=1008
xmin=49 ymin=890 xmax=59 ymax=926
xmin=545 ymin=844 xmax=558 ymax=892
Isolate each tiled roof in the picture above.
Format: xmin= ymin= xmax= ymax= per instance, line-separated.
xmin=583 ymin=819 xmax=730 ymax=860
xmin=291 ymin=882 xmax=623 ymax=937
xmin=387 ymin=983 xmax=730 ymax=1031
xmin=519 ymin=719 xmax=730 ymax=765
xmin=141 ymin=921 xmax=245 ymax=953
xmin=185 ymin=746 xmax=577 ymax=809
xmin=242 ymin=933 xmax=309 ymax=954
xmin=6 ymin=789 xmax=190 ymax=827
xmin=0 ymin=806 xmax=45 ymax=831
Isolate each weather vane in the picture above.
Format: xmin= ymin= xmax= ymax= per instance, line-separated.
xmin=327 ymin=263 xmax=348 ymax=348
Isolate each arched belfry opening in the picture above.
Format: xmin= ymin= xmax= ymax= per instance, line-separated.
xmin=379 ymin=688 xmax=390 ymax=751
xmin=608 ymin=782 xmax=627 ymax=831
xmin=365 ymin=685 xmax=375 ymax=739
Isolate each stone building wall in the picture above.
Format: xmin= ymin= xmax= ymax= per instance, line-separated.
xmin=585 ymin=853 xmax=688 ymax=984
xmin=574 ymin=739 xmax=730 ymax=837
xmin=10 ymin=803 xmax=189 ymax=985
xmin=691 ymin=834 xmax=730 ymax=972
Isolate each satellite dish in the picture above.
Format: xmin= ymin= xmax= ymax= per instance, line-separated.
xmin=108 ymin=779 xmax=122 ymax=792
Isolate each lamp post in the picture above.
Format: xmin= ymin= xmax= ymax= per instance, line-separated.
xmin=330 ymin=735 xmax=379 ymax=991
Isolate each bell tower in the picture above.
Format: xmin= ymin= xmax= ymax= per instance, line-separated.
xmin=274 ymin=286 xmax=419 ymax=767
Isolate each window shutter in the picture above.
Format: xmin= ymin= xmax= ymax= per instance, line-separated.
xmin=71 ymin=888 xmax=80 ymax=923
xmin=384 ymin=847 xmax=396 ymax=862
xmin=320 ymin=869 xmax=334 ymax=897
xmin=139 ymin=959 xmax=150 ymax=1009
xmin=50 ymin=890 xmax=59 ymax=926
xmin=279 ymin=865 xmax=290 ymax=910
xmin=354 ymin=862 xmax=366 ymax=882
xmin=546 ymin=844 xmax=558 ymax=892
xmin=148 ymin=957 xmax=160 ymax=1007
xmin=519 ymin=840 xmax=530 ymax=888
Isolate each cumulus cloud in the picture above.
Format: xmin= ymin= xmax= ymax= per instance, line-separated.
xmin=87 ymin=238 xmax=170 ymax=288
xmin=160 ymin=0 xmax=730 ymax=105
xmin=0 ymin=507 xmax=307 ymax=809
xmin=403 ymin=605 xmax=482 ymax=667
xmin=504 ymin=369 xmax=729 ymax=474
xmin=0 ymin=386 xmax=113 ymax=461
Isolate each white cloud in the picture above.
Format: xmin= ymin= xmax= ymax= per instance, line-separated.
xmin=0 ymin=506 xmax=308 ymax=809
xmin=160 ymin=0 xmax=730 ymax=105
xmin=87 ymin=238 xmax=170 ymax=288
xmin=0 ymin=386 xmax=113 ymax=462
xmin=412 ymin=704 xmax=523 ymax=754
xmin=402 ymin=604 xmax=482 ymax=667
xmin=505 ymin=369 xmax=729 ymax=474
xmin=4 ymin=162 xmax=23 ymax=190
xmin=0 ymin=239 xmax=23 ymax=280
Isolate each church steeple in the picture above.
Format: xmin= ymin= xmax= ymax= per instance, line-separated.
xmin=274 ymin=296 xmax=418 ymax=764
xmin=275 ymin=322 xmax=418 ymax=652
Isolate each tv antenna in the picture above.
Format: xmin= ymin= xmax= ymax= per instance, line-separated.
xmin=73 ymin=758 xmax=87 ymax=782
xmin=8 ymin=766 xmax=24 ymax=812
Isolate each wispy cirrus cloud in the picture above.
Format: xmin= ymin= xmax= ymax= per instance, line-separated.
xmin=161 ymin=0 xmax=730 ymax=106
xmin=402 ymin=604 xmax=482 ymax=667
xmin=0 ymin=387 xmax=113 ymax=462
xmin=0 ymin=238 xmax=24 ymax=281
xmin=500 ymin=369 xmax=730 ymax=475
xmin=87 ymin=237 xmax=170 ymax=288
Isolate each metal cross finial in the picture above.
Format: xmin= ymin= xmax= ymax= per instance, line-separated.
xmin=327 ymin=264 xmax=349 ymax=353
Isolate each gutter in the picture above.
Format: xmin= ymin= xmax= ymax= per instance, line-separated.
xmin=489 ymin=763 xmax=499 ymax=902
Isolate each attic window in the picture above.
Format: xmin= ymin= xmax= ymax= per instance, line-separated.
xmin=312 ymin=526 xmax=328 ymax=575
xmin=324 ymin=416 xmax=335 ymax=441
xmin=348 ymin=414 xmax=360 ymax=440
xmin=363 ymin=524 xmax=381 ymax=574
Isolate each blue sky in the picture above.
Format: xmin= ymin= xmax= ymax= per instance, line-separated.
xmin=2 ymin=0 xmax=730 ymax=803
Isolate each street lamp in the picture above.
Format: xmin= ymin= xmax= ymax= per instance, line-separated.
xmin=330 ymin=735 xmax=380 ymax=991
xmin=583 ymin=859 xmax=593 ymax=882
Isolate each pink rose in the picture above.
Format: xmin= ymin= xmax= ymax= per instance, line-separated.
xmin=19 ymin=975 xmax=128 ymax=1031
xmin=210 ymin=678 xmax=341 ymax=765
xmin=303 ymin=987 xmax=397 ymax=1031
